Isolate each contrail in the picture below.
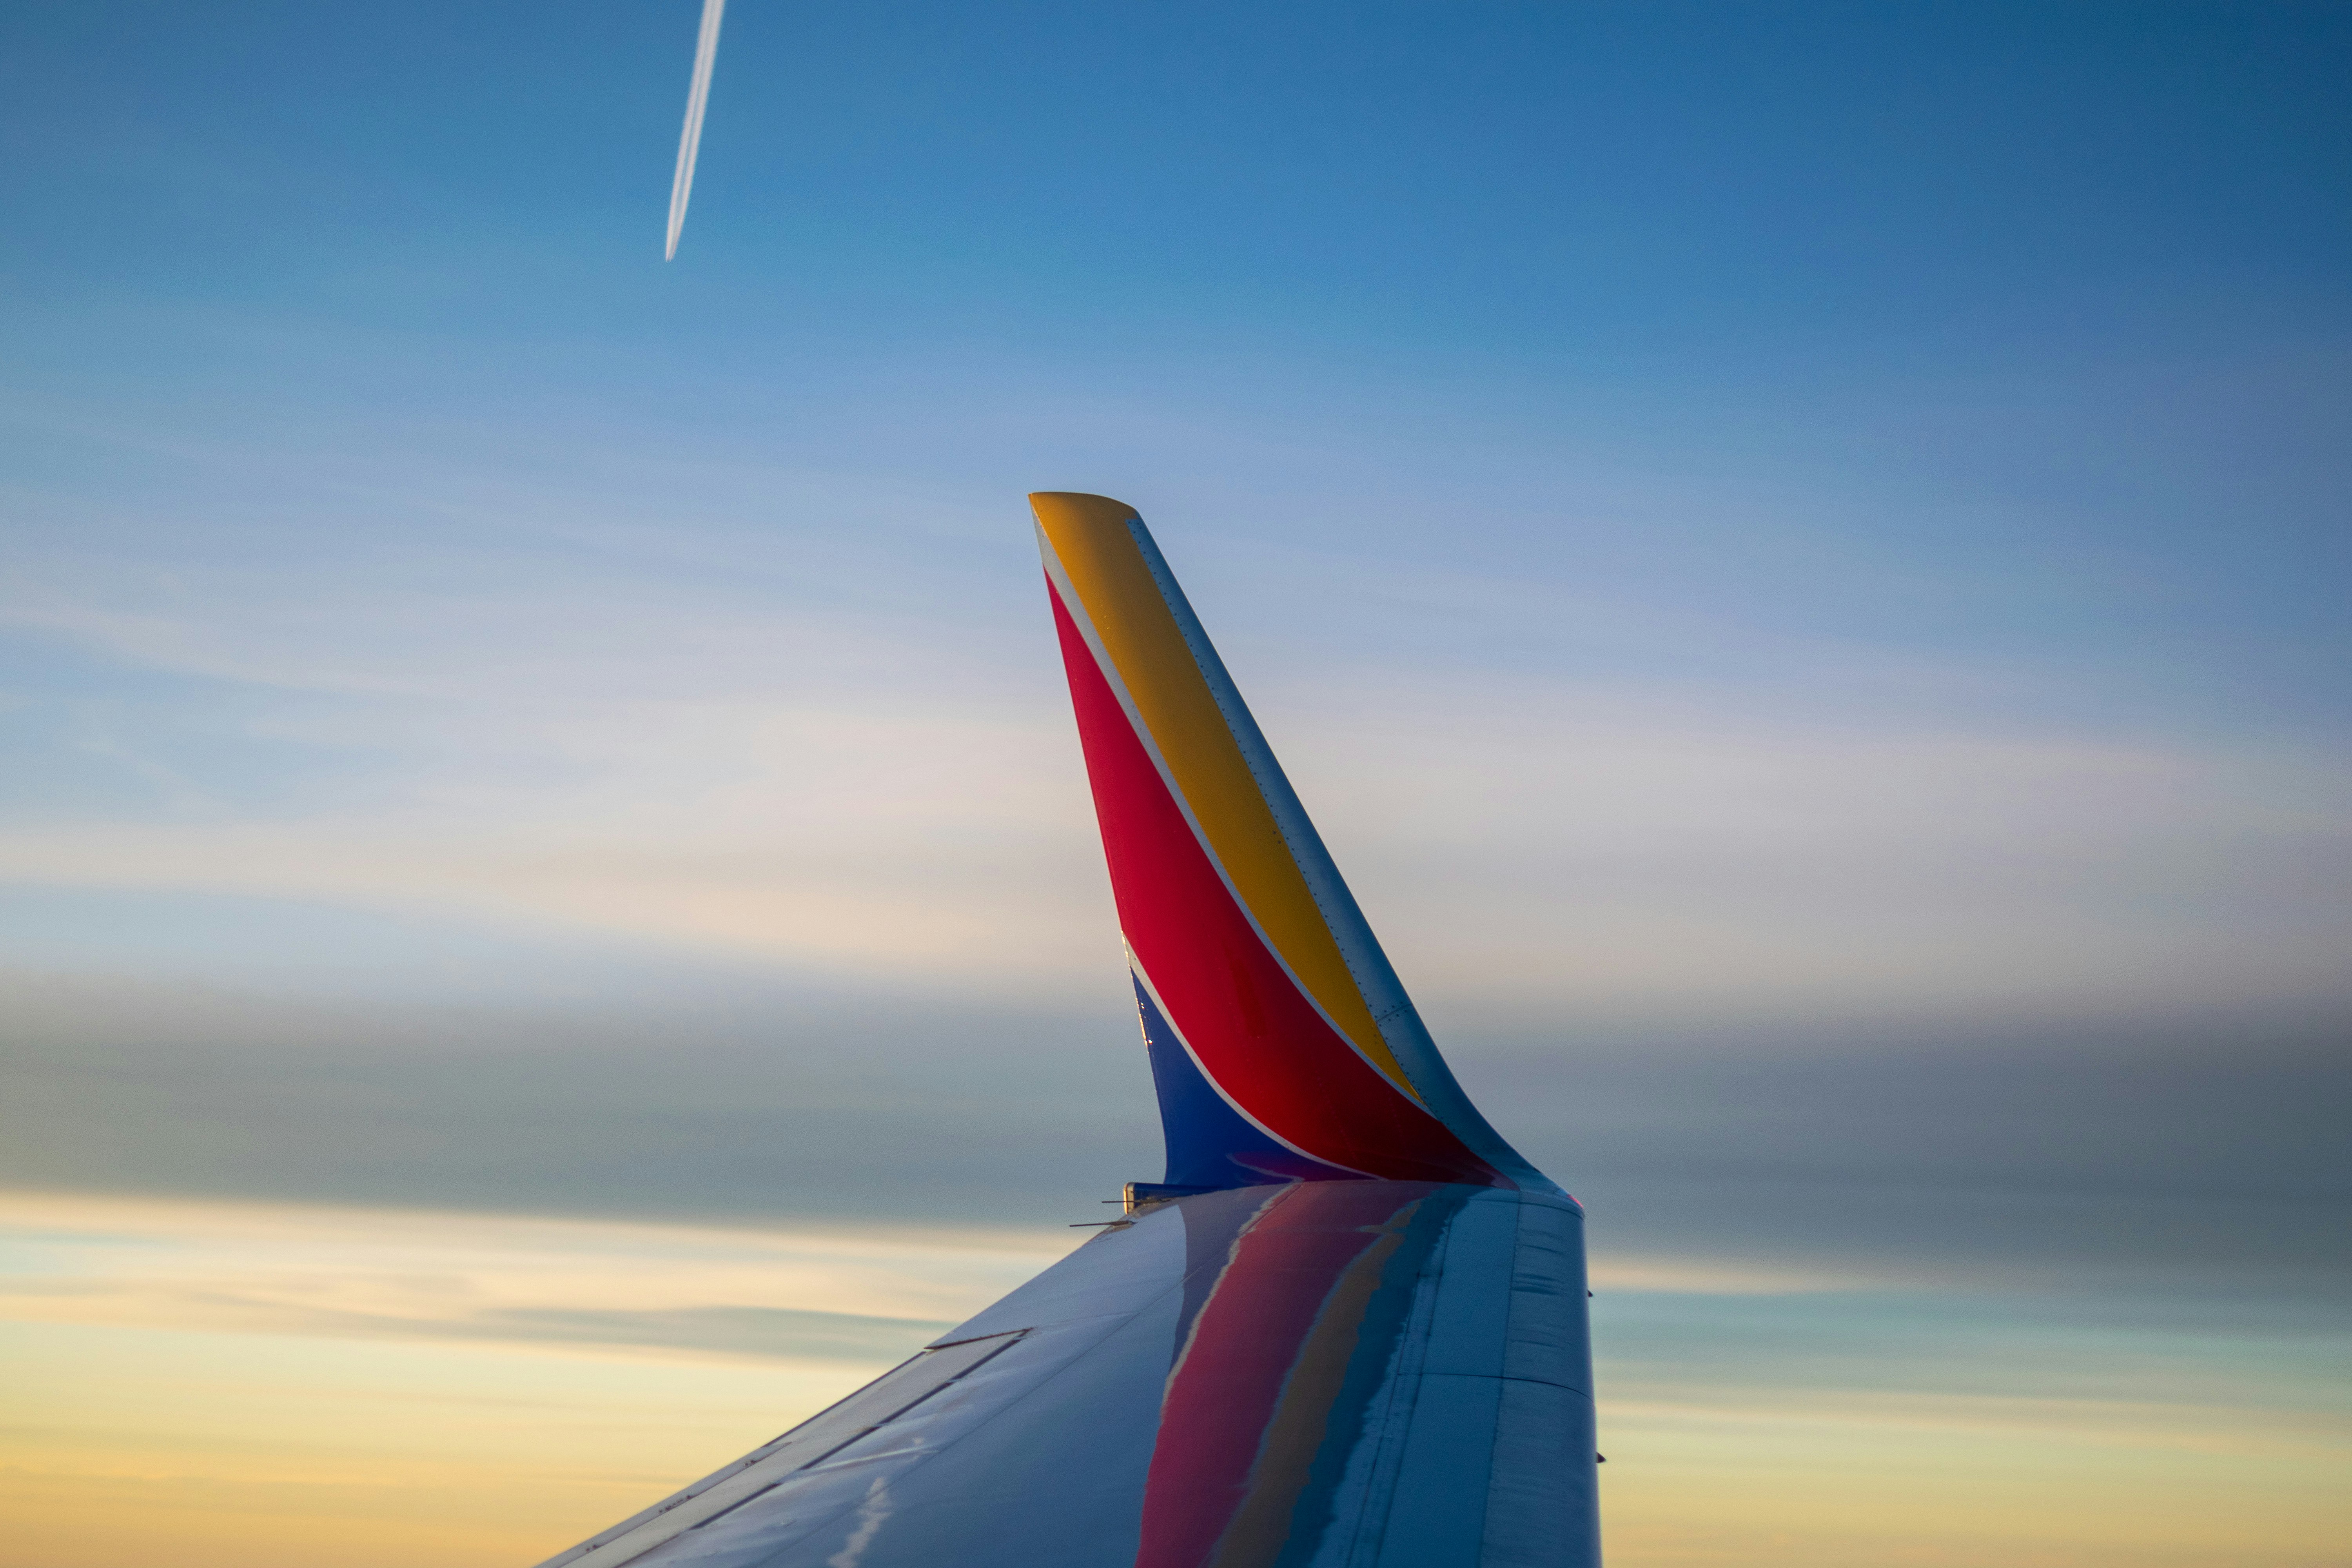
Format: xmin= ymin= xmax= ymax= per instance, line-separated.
xmin=665 ymin=0 xmax=727 ymax=260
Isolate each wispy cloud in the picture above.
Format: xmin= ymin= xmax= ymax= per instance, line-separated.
xmin=7 ymin=510 xmax=2343 ymax=1015
xmin=0 ymin=1191 xmax=1061 ymax=1364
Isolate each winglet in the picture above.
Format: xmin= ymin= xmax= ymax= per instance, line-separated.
xmin=1034 ymin=493 xmax=1557 ymax=1194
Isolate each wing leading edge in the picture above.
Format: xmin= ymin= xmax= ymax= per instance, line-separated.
xmin=530 ymin=497 xmax=1599 ymax=1568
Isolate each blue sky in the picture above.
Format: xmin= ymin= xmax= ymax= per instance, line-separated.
xmin=9 ymin=0 xmax=2348 ymax=737
xmin=5 ymin=0 xmax=2347 ymax=1238
xmin=1 ymin=4 xmax=2348 ymax=1565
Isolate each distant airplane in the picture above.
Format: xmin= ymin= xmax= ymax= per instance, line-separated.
xmin=530 ymin=494 xmax=1601 ymax=1567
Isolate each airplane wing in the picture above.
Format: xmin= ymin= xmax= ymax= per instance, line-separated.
xmin=532 ymin=494 xmax=1600 ymax=1568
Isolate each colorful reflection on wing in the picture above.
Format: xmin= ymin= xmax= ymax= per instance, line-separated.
xmin=1144 ymin=1183 xmax=1469 ymax=1568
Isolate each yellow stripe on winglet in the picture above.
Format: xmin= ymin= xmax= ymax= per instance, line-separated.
xmin=1031 ymin=492 xmax=1420 ymax=1101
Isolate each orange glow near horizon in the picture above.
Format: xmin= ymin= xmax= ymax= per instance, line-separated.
xmin=2 ymin=1190 xmax=2343 ymax=1568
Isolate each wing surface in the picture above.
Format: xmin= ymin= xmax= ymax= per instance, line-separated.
xmin=530 ymin=495 xmax=1600 ymax=1568
xmin=533 ymin=1183 xmax=1595 ymax=1568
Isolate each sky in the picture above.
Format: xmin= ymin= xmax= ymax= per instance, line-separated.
xmin=2 ymin=2 xmax=2348 ymax=1565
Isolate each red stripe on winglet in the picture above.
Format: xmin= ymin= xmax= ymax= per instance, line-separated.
xmin=1048 ymin=578 xmax=1501 ymax=1185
